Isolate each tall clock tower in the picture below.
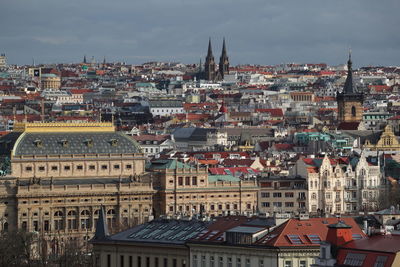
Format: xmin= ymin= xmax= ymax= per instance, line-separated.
xmin=337 ymin=53 xmax=364 ymax=124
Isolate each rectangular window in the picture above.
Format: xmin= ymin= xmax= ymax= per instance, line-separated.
xmin=114 ymin=164 xmax=120 ymax=169
xmin=107 ymin=255 xmax=111 ymax=267
xmin=137 ymin=256 xmax=141 ymax=267
xmin=39 ymin=166 xmax=45 ymax=171
xmin=154 ymin=258 xmax=158 ymax=267
xmin=89 ymin=165 xmax=95 ymax=170
xmin=262 ymin=202 xmax=270 ymax=207
xmin=178 ymin=177 xmax=183 ymax=186
xmin=259 ymin=259 xmax=264 ymax=267
xmin=64 ymin=165 xmax=71 ymax=171
xmin=219 ymin=257 xmax=223 ymax=267
xmin=172 ymin=259 xmax=177 ymax=267
xmin=126 ymin=164 xmax=132 ymax=169
xmin=285 ymin=192 xmax=294 ymax=198
xmin=25 ymin=166 xmax=32 ymax=171
xmin=273 ymin=192 xmax=282 ymax=197
xmin=192 ymin=177 xmax=197 ymax=185
xmin=120 ymin=255 xmax=124 ymax=267
xmin=284 ymin=261 xmax=292 ymax=267
xmin=129 ymin=256 xmax=133 ymax=267
xmin=210 ymin=256 xmax=215 ymax=267
xmin=146 ymin=257 xmax=150 ymax=267
xmin=77 ymin=165 xmax=83 ymax=170
xmin=185 ymin=177 xmax=190 ymax=185
xmin=285 ymin=202 xmax=294 ymax=207
xmin=101 ymin=165 xmax=108 ymax=170
xmin=261 ymin=192 xmax=270 ymax=198
xmin=344 ymin=253 xmax=366 ymax=266
xmin=164 ymin=258 xmax=168 ymax=267
xmin=299 ymin=261 xmax=306 ymax=267
xmin=51 ymin=166 xmax=58 ymax=171
xmin=193 ymin=255 xmax=198 ymax=267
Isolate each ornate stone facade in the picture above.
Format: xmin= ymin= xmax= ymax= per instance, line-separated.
xmin=148 ymin=159 xmax=258 ymax=218
xmin=0 ymin=122 xmax=153 ymax=251
xmin=291 ymin=152 xmax=385 ymax=215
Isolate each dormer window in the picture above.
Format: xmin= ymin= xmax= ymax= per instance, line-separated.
xmin=34 ymin=139 xmax=42 ymax=147
xmin=110 ymin=138 xmax=118 ymax=146
xmin=60 ymin=139 xmax=68 ymax=147
xmin=84 ymin=139 xmax=93 ymax=147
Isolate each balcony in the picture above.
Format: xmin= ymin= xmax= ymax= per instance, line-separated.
xmin=345 ymin=198 xmax=358 ymax=203
xmin=345 ymin=185 xmax=357 ymax=190
xmin=297 ymin=197 xmax=306 ymax=201
xmin=335 ymin=198 xmax=341 ymax=202
xmin=334 ymin=186 xmax=342 ymax=191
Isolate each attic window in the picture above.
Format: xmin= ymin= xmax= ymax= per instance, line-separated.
xmin=84 ymin=139 xmax=93 ymax=147
xmin=110 ymin=139 xmax=118 ymax=146
xmin=34 ymin=139 xmax=42 ymax=147
xmin=61 ymin=139 xmax=68 ymax=147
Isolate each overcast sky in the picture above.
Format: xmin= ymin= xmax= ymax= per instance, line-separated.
xmin=1 ymin=0 xmax=399 ymax=67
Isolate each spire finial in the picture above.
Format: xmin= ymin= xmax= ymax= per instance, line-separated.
xmin=222 ymin=37 xmax=227 ymax=56
xmin=348 ymin=48 xmax=352 ymax=67
xmin=207 ymin=38 xmax=213 ymax=57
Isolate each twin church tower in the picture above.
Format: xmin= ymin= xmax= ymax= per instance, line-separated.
xmin=203 ymin=38 xmax=230 ymax=81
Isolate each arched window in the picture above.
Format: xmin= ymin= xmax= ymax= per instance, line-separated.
xmin=3 ymin=222 xmax=8 ymax=232
xmin=352 ymin=106 xmax=356 ymax=117
xmin=67 ymin=210 xmax=76 ymax=216
xmin=81 ymin=210 xmax=90 ymax=216
xmin=107 ymin=209 xmax=116 ymax=215
xmin=94 ymin=209 xmax=100 ymax=215
xmin=54 ymin=211 xmax=63 ymax=217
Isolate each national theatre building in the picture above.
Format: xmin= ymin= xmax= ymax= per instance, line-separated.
xmin=0 ymin=122 xmax=154 ymax=249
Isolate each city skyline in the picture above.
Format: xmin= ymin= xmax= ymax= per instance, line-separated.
xmin=1 ymin=0 xmax=399 ymax=66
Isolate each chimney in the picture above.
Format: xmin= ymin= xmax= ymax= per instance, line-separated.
xmin=326 ymin=221 xmax=353 ymax=247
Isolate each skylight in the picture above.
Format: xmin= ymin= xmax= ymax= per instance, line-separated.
xmin=307 ymin=234 xmax=321 ymax=244
xmin=287 ymin=234 xmax=303 ymax=244
xmin=352 ymin=233 xmax=363 ymax=240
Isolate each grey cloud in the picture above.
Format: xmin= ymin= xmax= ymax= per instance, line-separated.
xmin=0 ymin=0 xmax=399 ymax=66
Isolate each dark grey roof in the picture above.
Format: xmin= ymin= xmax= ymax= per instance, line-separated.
xmin=0 ymin=132 xmax=22 ymax=156
xmin=13 ymin=132 xmax=141 ymax=156
xmin=92 ymin=206 xmax=110 ymax=241
xmin=342 ymin=130 xmax=382 ymax=145
xmin=106 ymin=219 xmax=210 ymax=245
xmin=173 ymin=127 xmax=217 ymax=142
xmin=149 ymin=100 xmax=183 ymax=108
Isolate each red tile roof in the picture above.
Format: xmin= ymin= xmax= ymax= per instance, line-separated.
xmin=222 ymin=159 xmax=255 ymax=167
xmin=336 ymin=234 xmax=400 ymax=267
xmin=255 ymin=108 xmax=284 ymax=117
xmin=257 ymin=217 xmax=364 ymax=247
xmin=338 ymin=122 xmax=360 ymax=130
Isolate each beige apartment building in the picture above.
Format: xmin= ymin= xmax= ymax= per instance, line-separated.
xmin=290 ymin=152 xmax=385 ymax=215
xmin=148 ymin=159 xmax=259 ymax=218
xmin=258 ymin=175 xmax=307 ymax=215
xmin=0 ymin=122 xmax=154 ymax=251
